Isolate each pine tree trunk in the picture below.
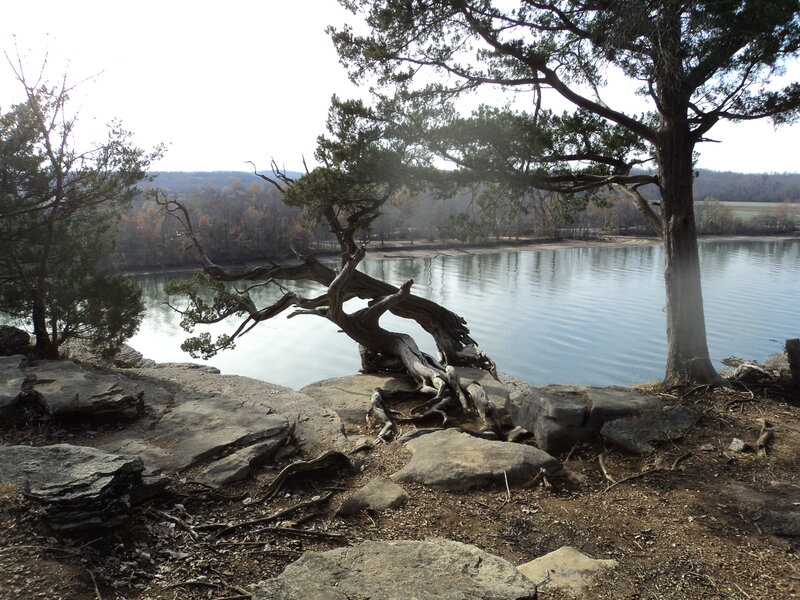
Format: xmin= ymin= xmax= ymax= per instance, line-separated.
xmin=658 ymin=129 xmax=721 ymax=386
xmin=32 ymin=293 xmax=58 ymax=359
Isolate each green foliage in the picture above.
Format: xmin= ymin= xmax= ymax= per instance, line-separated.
xmin=0 ymin=68 xmax=160 ymax=358
xmin=165 ymin=270 xmax=258 ymax=359
xmin=331 ymin=0 xmax=800 ymax=194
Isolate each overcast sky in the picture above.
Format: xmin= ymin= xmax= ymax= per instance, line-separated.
xmin=3 ymin=1 xmax=799 ymax=174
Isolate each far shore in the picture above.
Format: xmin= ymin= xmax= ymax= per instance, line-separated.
xmin=122 ymin=233 xmax=799 ymax=277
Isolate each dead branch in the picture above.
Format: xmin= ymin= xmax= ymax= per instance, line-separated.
xmin=603 ymin=452 xmax=692 ymax=493
xmin=249 ymin=526 xmax=346 ymax=540
xmin=210 ymin=492 xmax=333 ymax=540
xmin=256 ymin=451 xmax=351 ymax=503
xmin=597 ymin=454 xmax=616 ymax=484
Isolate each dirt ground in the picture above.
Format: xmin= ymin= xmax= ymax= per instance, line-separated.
xmin=1 ymin=378 xmax=799 ymax=600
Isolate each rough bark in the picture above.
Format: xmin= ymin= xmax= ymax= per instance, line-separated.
xmin=656 ymin=90 xmax=722 ymax=386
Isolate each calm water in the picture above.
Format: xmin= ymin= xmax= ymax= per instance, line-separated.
xmin=130 ymin=239 xmax=800 ymax=389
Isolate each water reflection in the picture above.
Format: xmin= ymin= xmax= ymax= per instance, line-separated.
xmin=130 ymin=239 xmax=800 ymax=389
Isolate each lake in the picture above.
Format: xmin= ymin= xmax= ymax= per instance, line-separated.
xmin=129 ymin=238 xmax=800 ymax=389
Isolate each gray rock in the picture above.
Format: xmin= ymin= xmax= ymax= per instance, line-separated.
xmin=586 ymin=386 xmax=660 ymax=422
xmin=155 ymin=362 xmax=221 ymax=374
xmin=0 ymin=355 xmax=26 ymax=418
xmin=517 ymin=546 xmax=618 ymax=593
xmin=507 ymin=385 xmax=661 ymax=454
xmin=250 ymin=538 xmax=539 ymax=600
xmin=0 ymin=444 xmax=144 ymax=531
xmin=0 ymin=326 xmax=29 ymax=356
xmin=105 ymin=394 xmax=292 ymax=473
xmin=601 ymin=405 xmax=699 ymax=454
xmin=25 ymin=361 xmax=144 ymax=418
xmin=134 ymin=367 xmax=347 ymax=457
xmin=195 ymin=432 xmax=293 ymax=488
xmin=729 ymin=437 xmax=750 ymax=453
xmin=498 ymin=372 xmax=534 ymax=402
xmin=336 ymin=476 xmax=409 ymax=515
xmin=393 ymin=428 xmax=561 ymax=490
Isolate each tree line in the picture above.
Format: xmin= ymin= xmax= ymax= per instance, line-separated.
xmin=106 ymin=169 xmax=799 ymax=273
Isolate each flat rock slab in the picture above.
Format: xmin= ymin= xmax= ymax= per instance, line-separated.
xmin=106 ymin=394 xmax=291 ymax=474
xmin=26 ymin=360 xmax=144 ymax=418
xmin=101 ymin=367 xmax=345 ymax=478
xmin=0 ymin=444 xmax=144 ymax=531
xmin=507 ymin=385 xmax=661 ymax=453
xmin=336 ymin=476 xmax=409 ymax=515
xmin=195 ymin=434 xmax=292 ymax=488
xmin=392 ymin=428 xmax=561 ymax=490
xmin=517 ymin=546 xmax=618 ymax=593
xmin=601 ymin=405 xmax=699 ymax=454
xmin=250 ymin=538 xmax=539 ymax=600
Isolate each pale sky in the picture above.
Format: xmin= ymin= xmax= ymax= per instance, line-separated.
xmin=3 ymin=1 xmax=799 ymax=174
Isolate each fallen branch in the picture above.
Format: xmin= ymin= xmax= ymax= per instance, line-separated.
xmin=210 ymin=492 xmax=333 ymax=540
xmin=257 ymin=450 xmax=351 ymax=502
xmin=603 ymin=452 xmax=692 ymax=493
xmin=250 ymin=526 xmax=347 ymax=540
xmin=149 ymin=509 xmax=199 ymax=540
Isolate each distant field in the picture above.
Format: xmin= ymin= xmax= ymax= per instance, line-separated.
xmin=695 ymin=200 xmax=800 ymax=221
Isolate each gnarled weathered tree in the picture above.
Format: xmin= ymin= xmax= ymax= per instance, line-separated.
xmin=161 ymin=110 xmax=502 ymax=437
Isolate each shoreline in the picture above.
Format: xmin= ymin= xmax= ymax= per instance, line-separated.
xmin=121 ymin=233 xmax=799 ymax=276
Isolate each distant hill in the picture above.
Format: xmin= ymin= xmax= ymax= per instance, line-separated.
xmin=692 ymin=169 xmax=800 ymax=203
xmin=146 ymin=170 xmax=305 ymax=194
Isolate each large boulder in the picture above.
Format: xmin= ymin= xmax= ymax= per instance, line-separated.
xmin=392 ymin=428 xmax=561 ymax=490
xmin=506 ymin=385 xmax=660 ymax=453
xmin=0 ymin=444 xmax=145 ymax=532
xmin=0 ymin=326 xmax=29 ymax=356
xmin=250 ymin=538 xmax=539 ymax=600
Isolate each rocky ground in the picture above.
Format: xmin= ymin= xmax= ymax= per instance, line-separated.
xmin=0 ymin=345 xmax=798 ymax=600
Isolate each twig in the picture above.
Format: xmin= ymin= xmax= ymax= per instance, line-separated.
xmin=87 ymin=569 xmax=102 ymax=600
xmin=597 ymin=454 xmax=616 ymax=484
xmin=250 ymin=526 xmax=346 ymax=540
xmin=503 ymin=470 xmax=511 ymax=502
xmin=603 ymin=452 xmax=692 ymax=493
xmin=149 ymin=509 xmax=198 ymax=540
xmin=527 ymin=468 xmax=548 ymax=489
xmin=210 ymin=492 xmax=333 ymax=540
xmin=564 ymin=442 xmax=580 ymax=462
